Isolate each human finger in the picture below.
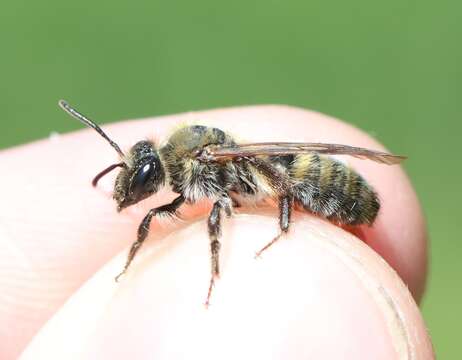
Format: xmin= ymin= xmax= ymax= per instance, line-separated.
xmin=0 ymin=105 xmax=426 ymax=359
xmin=20 ymin=214 xmax=433 ymax=359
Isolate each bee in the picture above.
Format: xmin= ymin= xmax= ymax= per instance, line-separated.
xmin=59 ymin=100 xmax=405 ymax=306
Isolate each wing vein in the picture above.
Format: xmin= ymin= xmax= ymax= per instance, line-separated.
xmin=204 ymin=142 xmax=406 ymax=165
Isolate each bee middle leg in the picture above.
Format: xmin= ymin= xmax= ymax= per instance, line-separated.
xmin=205 ymin=201 xmax=223 ymax=307
xmin=115 ymin=195 xmax=185 ymax=281
xmin=255 ymin=195 xmax=293 ymax=257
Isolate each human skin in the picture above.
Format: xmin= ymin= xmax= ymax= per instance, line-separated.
xmin=0 ymin=105 xmax=433 ymax=359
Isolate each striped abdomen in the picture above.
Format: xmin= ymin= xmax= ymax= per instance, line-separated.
xmin=277 ymin=153 xmax=379 ymax=225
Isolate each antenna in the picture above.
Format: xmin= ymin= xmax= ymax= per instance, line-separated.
xmin=58 ymin=100 xmax=125 ymax=158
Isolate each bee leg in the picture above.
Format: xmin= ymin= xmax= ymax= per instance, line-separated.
xmin=255 ymin=195 xmax=292 ymax=258
xmin=205 ymin=201 xmax=223 ymax=307
xmin=115 ymin=195 xmax=185 ymax=282
xmin=220 ymin=196 xmax=234 ymax=217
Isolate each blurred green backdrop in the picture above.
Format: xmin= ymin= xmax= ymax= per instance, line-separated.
xmin=0 ymin=0 xmax=459 ymax=357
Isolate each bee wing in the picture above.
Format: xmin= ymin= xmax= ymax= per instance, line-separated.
xmin=204 ymin=142 xmax=406 ymax=165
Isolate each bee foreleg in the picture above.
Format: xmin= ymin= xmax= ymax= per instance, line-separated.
xmin=115 ymin=195 xmax=185 ymax=282
xmin=205 ymin=201 xmax=223 ymax=307
xmin=255 ymin=195 xmax=292 ymax=258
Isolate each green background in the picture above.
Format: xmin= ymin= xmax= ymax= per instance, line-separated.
xmin=0 ymin=0 xmax=459 ymax=357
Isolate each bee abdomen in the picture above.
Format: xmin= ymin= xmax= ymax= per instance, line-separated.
xmin=289 ymin=153 xmax=379 ymax=225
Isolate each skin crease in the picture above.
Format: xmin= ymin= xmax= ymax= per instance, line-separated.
xmin=0 ymin=105 xmax=432 ymax=359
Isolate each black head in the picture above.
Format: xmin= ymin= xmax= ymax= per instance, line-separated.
xmin=113 ymin=140 xmax=165 ymax=211
xmin=59 ymin=100 xmax=165 ymax=211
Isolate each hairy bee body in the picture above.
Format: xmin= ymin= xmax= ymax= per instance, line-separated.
xmin=59 ymin=100 xmax=400 ymax=306
xmin=159 ymin=125 xmax=287 ymax=207
xmin=160 ymin=125 xmax=379 ymax=225
xmin=280 ymin=153 xmax=378 ymax=225
xmin=160 ymin=125 xmax=238 ymax=203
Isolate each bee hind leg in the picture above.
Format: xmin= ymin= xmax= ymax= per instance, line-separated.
xmin=255 ymin=195 xmax=292 ymax=258
xmin=115 ymin=195 xmax=185 ymax=282
xmin=205 ymin=201 xmax=223 ymax=307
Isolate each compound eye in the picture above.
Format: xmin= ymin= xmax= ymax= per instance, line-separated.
xmin=130 ymin=162 xmax=155 ymax=199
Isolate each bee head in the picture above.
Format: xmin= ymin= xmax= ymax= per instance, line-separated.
xmin=114 ymin=140 xmax=165 ymax=211
xmin=58 ymin=100 xmax=165 ymax=212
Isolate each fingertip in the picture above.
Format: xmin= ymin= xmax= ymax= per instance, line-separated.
xmin=20 ymin=214 xmax=433 ymax=360
xmin=3 ymin=104 xmax=428 ymax=358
